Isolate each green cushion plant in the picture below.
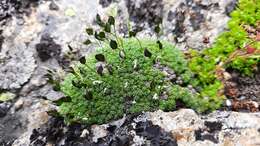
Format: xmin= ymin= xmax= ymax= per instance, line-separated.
xmin=51 ymin=15 xmax=224 ymax=125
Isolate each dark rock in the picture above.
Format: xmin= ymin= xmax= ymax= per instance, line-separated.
xmin=99 ymin=0 xmax=113 ymax=8
xmin=173 ymin=3 xmax=186 ymax=40
xmin=36 ymin=34 xmax=62 ymax=62
xmin=0 ymin=103 xmax=10 ymax=117
xmin=49 ymin=1 xmax=59 ymax=11
xmin=204 ymin=121 xmax=222 ymax=133
xmin=195 ymin=129 xmax=219 ymax=144
xmin=0 ymin=0 xmax=39 ymax=23
xmin=126 ymin=0 xmax=163 ymax=28
xmin=0 ymin=114 xmax=27 ymax=146
xmin=0 ymin=30 xmax=4 ymax=51
xmin=167 ymin=11 xmax=175 ymax=22
xmin=225 ymin=0 xmax=238 ymax=16
xmin=189 ymin=11 xmax=205 ymax=31
xmin=31 ymin=115 xmax=177 ymax=146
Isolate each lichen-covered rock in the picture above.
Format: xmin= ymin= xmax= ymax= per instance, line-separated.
xmin=148 ymin=109 xmax=260 ymax=146
xmin=116 ymin=0 xmax=237 ymax=50
xmin=0 ymin=41 xmax=36 ymax=89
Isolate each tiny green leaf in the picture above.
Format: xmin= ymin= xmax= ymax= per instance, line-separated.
xmin=86 ymin=28 xmax=94 ymax=35
xmin=110 ymin=40 xmax=118 ymax=49
xmin=95 ymin=54 xmax=106 ymax=62
xmin=108 ymin=16 xmax=115 ymax=25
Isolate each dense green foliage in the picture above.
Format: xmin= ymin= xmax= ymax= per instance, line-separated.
xmin=189 ymin=0 xmax=260 ymax=102
xmin=56 ymin=0 xmax=260 ymax=125
xmin=58 ymin=39 xmax=199 ymax=124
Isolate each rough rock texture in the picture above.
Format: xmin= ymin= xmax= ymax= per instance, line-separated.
xmin=117 ymin=0 xmax=237 ymax=50
xmin=0 ymin=41 xmax=36 ymax=89
xmin=2 ymin=0 xmax=258 ymax=145
xmin=149 ymin=109 xmax=260 ymax=146
xmin=12 ymin=109 xmax=260 ymax=146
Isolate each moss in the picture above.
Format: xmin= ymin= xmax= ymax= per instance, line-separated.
xmin=0 ymin=92 xmax=16 ymax=102
xmin=188 ymin=0 xmax=260 ymax=104
xmin=57 ymin=38 xmax=221 ymax=125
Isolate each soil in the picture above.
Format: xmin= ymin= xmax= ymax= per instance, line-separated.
xmin=225 ymin=69 xmax=260 ymax=112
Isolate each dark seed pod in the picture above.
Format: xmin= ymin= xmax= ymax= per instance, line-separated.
xmin=97 ymin=65 xmax=104 ymax=76
xmin=157 ymin=40 xmax=163 ymax=49
xmin=96 ymin=14 xmax=105 ymax=27
xmin=94 ymin=32 xmax=105 ymax=41
xmin=68 ymin=44 xmax=73 ymax=51
xmin=104 ymin=23 xmax=111 ymax=33
xmin=53 ymin=84 xmax=61 ymax=91
xmin=107 ymin=64 xmax=113 ymax=75
xmin=79 ymin=56 xmax=86 ymax=64
xmin=72 ymin=80 xmax=81 ymax=88
xmin=55 ymin=96 xmax=72 ymax=106
xmin=84 ymin=39 xmax=91 ymax=45
xmin=129 ymin=30 xmax=137 ymax=37
xmin=154 ymin=25 xmax=160 ymax=34
xmin=85 ymin=90 xmax=93 ymax=100
xmin=86 ymin=28 xmax=94 ymax=35
xmin=95 ymin=54 xmax=105 ymax=62
xmin=110 ymin=40 xmax=118 ymax=49
xmin=108 ymin=16 xmax=115 ymax=25
xmin=144 ymin=48 xmax=152 ymax=58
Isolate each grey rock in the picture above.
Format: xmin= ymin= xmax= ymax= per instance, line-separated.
xmin=0 ymin=42 xmax=36 ymax=89
xmin=148 ymin=109 xmax=260 ymax=146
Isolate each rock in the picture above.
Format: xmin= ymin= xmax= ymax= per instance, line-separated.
xmin=49 ymin=1 xmax=59 ymax=11
xmin=14 ymin=99 xmax=24 ymax=111
xmin=118 ymin=0 xmax=237 ymax=50
xmin=80 ymin=129 xmax=89 ymax=138
xmin=148 ymin=109 xmax=260 ymax=145
xmin=0 ymin=102 xmax=11 ymax=117
xmin=36 ymin=34 xmax=62 ymax=62
xmin=225 ymin=99 xmax=232 ymax=107
xmin=0 ymin=42 xmax=36 ymax=89
xmin=148 ymin=109 xmax=203 ymax=144
xmin=91 ymin=125 xmax=108 ymax=143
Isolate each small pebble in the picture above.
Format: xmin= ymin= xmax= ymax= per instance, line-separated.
xmin=80 ymin=129 xmax=89 ymax=138
xmin=238 ymin=96 xmax=246 ymax=100
xmin=14 ymin=99 xmax=24 ymax=111
xmin=226 ymin=99 xmax=232 ymax=107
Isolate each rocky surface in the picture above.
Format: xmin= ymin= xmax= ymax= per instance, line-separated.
xmin=12 ymin=109 xmax=260 ymax=146
xmin=1 ymin=0 xmax=260 ymax=146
